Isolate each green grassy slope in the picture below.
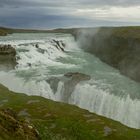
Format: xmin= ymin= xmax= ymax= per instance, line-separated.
xmin=0 ymin=84 xmax=140 ymax=140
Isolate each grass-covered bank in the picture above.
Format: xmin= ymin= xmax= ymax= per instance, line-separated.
xmin=0 ymin=84 xmax=140 ymax=140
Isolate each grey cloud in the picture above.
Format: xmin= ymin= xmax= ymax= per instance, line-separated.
xmin=78 ymin=0 xmax=140 ymax=7
xmin=1 ymin=13 xmax=139 ymax=29
xmin=0 ymin=0 xmax=140 ymax=8
xmin=0 ymin=0 xmax=140 ymax=28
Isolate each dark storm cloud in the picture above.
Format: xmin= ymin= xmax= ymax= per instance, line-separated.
xmin=0 ymin=0 xmax=140 ymax=28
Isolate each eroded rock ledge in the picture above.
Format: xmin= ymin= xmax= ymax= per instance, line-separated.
xmin=47 ymin=72 xmax=91 ymax=102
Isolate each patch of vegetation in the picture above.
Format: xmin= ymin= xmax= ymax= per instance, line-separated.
xmin=0 ymin=84 xmax=140 ymax=140
xmin=0 ymin=29 xmax=8 ymax=36
xmin=0 ymin=108 xmax=39 ymax=140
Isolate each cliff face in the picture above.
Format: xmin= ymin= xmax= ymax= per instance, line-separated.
xmin=77 ymin=27 xmax=140 ymax=82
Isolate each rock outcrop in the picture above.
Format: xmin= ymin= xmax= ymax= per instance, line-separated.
xmin=62 ymin=72 xmax=90 ymax=102
xmin=0 ymin=44 xmax=16 ymax=55
xmin=51 ymin=39 xmax=65 ymax=51
xmin=0 ymin=44 xmax=16 ymax=71
xmin=47 ymin=72 xmax=90 ymax=102
xmin=64 ymin=72 xmax=90 ymax=81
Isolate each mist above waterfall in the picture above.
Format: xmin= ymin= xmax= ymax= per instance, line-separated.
xmin=76 ymin=27 xmax=140 ymax=83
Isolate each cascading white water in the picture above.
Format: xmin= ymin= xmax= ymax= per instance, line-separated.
xmin=69 ymin=81 xmax=140 ymax=129
xmin=0 ymin=33 xmax=140 ymax=129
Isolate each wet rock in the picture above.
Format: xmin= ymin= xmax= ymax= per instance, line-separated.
xmin=61 ymin=72 xmax=90 ymax=102
xmin=0 ymin=44 xmax=16 ymax=55
xmin=35 ymin=44 xmax=39 ymax=48
xmin=52 ymin=39 xmax=65 ymax=51
xmin=18 ymin=42 xmax=40 ymax=47
xmin=46 ymin=77 xmax=60 ymax=94
xmin=0 ymin=44 xmax=17 ymax=71
xmin=64 ymin=72 xmax=90 ymax=81
xmin=62 ymin=72 xmax=90 ymax=102
xmin=27 ymin=63 xmax=32 ymax=67
xmin=37 ymin=48 xmax=45 ymax=54
xmin=46 ymin=72 xmax=90 ymax=103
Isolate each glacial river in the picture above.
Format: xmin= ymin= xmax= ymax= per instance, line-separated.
xmin=0 ymin=33 xmax=140 ymax=129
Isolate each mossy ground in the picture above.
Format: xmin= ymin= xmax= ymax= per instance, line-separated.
xmin=0 ymin=84 xmax=140 ymax=140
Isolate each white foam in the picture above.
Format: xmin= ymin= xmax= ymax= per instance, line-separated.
xmin=0 ymin=71 xmax=55 ymax=99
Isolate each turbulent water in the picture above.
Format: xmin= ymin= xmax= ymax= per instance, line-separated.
xmin=0 ymin=33 xmax=140 ymax=129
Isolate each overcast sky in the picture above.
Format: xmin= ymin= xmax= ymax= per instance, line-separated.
xmin=0 ymin=0 xmax=140 ymax=29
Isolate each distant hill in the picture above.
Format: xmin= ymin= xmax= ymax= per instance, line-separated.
xmin=0 ymin=27 xmax=49 ymax=36
xmin=0 ymin=26 xmax=80 ymax=36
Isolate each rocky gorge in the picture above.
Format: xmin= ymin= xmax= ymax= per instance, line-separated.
xmin=0 ymin=27 xmax=140 ymax=139
xmin=76 ymin=27 xmax=140 ymax=83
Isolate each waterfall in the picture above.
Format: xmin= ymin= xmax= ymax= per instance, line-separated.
xmin=0 ymin=33 xmax=140 ymax=129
